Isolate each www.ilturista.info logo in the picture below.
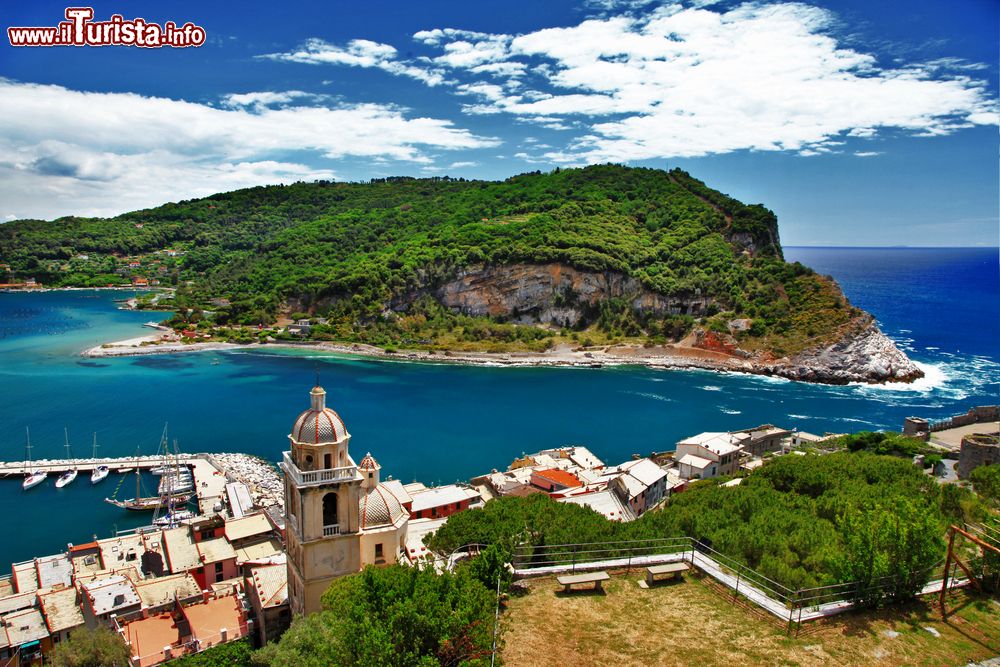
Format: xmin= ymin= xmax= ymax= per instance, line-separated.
xmin=8 ymin=7 xmax=206 ymax=48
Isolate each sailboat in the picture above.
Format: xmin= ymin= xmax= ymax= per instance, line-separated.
xmin=55 ymin=428 xmax=78 ymax=488
xmin=152 ymin=440 xmax=196 ymax=528
xmin=22 ymin=428 xmax=46 ymax=490
xmin=90 ymin=433 xmax=109 ymax=484
xmin=106 ymin=448 xmax=192 ymax=511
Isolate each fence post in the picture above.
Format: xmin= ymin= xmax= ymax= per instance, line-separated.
xmin=734 ymin=571 xmax=740 ymax=600
xmin=786 ymin=590 xmax=797 ymax=635
xmin=571 ymin=546 xmax=577 ymax=573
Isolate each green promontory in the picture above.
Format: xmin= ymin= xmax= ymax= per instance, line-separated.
xmin=0 ymin=165 xmax=922 ymax=383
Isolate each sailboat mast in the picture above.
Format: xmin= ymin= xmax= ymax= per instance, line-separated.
xmin=24 ymin=427 xmax=31 ymax=467
xmin=92 ymin=432 xmax=98 ymax=459
xmin=64 ymin=427 xmax=71 ymax=459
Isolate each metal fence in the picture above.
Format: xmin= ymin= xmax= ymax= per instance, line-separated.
xmin=512 ymin=536 xmax=980 ymax=629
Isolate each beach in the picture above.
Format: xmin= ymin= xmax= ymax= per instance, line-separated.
xmin=81 ymin=333 xmax=762 ymax=374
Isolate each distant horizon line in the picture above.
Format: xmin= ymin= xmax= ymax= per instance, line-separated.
xmin=784 ymin=245 xmax=999 ymax=250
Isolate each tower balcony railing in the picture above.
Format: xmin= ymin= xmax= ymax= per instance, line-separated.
xmin=322 ymin=524 xmax=341 ymax=536
xmin=281 ymin=451 xmax=357 ymax=488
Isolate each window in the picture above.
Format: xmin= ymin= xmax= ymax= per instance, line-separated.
xmin=375 ymin=543 xmax=384 ymax=561
xmin=323 ymin=492 xmax=338 ymax=527
xmin=324 ymin=453 xmax=332 ymax=469
xmin=215 ymin=562 xmax=223 ymax=575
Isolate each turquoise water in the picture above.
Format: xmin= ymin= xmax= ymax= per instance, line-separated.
xmin=0 ymin=248 xmax=997 ymax=565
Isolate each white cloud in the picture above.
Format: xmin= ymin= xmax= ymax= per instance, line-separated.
xmin=260 ymin=38 xmax=448 ymax=86
xmin=0 ymin=79 xmax=497 ymax=219
xmin=414 ymin=2 xmax=997 ymax=161
xmin=853 ymin=151 xmax=882 ymax=157
xmin=448 ymin=161 xmax=478 ymax=168
xmin=221 ymin=90 xmax=320 ymax=109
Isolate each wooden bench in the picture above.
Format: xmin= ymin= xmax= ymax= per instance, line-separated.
xmin=642 ymin=562 xmax=689 ymax=588
xmin=556 ymin=571 xmax=610 ymax=593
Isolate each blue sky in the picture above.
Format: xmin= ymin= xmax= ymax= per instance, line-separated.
xmin=1 ymin=0 xmax=996 ymax=246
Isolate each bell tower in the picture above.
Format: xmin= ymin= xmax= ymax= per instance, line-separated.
xmin=281 ymin=385 xmax=364 ymax=615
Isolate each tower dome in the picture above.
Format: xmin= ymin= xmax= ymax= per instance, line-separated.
xmin=289 ymin=386 xmax=350 ymax=445
xmin=358 ymin=484 xmax=406 ymax=529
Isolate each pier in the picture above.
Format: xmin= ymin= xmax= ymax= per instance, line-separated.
xmin=0 ymin=454 xmax=199 ymax=477
xmin=0 ymin=452 xmax=283 ymax=518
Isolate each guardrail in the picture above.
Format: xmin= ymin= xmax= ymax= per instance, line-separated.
xmin=512 ymin=536 xmax=975 ymax=630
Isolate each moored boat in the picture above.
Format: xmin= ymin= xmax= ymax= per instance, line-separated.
xmin=22 ymin=427 xmax=45 ymax=490
xmin=55 ymin=469 xmax=78 ymax=488
xmin=55 ymin=428 xmax=77 ymax=487
xmin=23 ymin=470 xmax=46 ymax=490
xmin=105 ymin=493 xmax=193 ymax=511
xmin=153 ymin=509 xmax=195 ymax=526
xmin=91 ymin=465 xmax=110 ymax=484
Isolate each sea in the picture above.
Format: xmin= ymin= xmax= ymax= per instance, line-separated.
xmin=0 ymin=247 xmax=997 ymax=566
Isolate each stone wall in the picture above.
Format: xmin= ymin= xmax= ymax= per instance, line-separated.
xmin=956 ymin=433 xmax=1000 ymax=480
xmin=929 ymin=406 xmax=1000 ymax=432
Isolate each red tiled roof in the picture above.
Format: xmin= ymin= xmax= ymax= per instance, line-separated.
xmin=532 ymin=468 xmax=582 ymax=488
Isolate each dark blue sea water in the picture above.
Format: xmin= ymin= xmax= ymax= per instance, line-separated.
xmin=0 ymin=247 xmax=997 ymax=565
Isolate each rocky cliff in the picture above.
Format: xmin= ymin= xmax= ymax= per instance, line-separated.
xmin=778 ymin=319 xmax=924 ymax=384
xmin=424 ymin=263 xmax=713 ymax=327
xmin=390 ymin=262 xmax=923 ymax=385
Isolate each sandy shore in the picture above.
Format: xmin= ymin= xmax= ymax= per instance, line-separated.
xmin=82 ymin=333 xmax=761 ymax=375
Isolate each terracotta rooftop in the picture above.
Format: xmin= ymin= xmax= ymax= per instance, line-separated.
xmin=532 ymin=468 xmax=583 ymax=489
xmin=182 ymin=594 xmax=247 ymax=648
xmin=122 ymin=611 xmax=184 ymax=667
xmin=249 ymin=564 xmax=288 ymax=609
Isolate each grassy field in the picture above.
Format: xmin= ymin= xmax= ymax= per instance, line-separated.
xmin=501 ymin=573 xmax=1000 ymax=666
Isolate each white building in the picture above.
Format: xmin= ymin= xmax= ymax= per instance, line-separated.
xmin=606 ymin=458 xmax=668 ymax=516
xmin=675 ymin=432 xmax=747 ymax=479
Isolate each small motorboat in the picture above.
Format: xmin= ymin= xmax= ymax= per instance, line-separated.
xmin=91 ymin=465 xmax=110 ymax=484
xmin=23 ymin=470 xmax=46 ymax=490
xmin=55 ymin=468 xmax=78 ymax=488
xmin=153 ymin=509 xmax=195 ymax=527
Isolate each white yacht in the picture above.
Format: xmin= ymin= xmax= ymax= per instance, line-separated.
xmin=55 ymin=468 xmax=78 ymax=488
xmin=91 ymin=465 xmax=110 ymax=484
xmin=22 ymin=428 xmax=46 ymax=490
xmin=90 ymin=434 xmax=108 ymax=484
xmin=23 ymin=470 xmax=46 ymax=490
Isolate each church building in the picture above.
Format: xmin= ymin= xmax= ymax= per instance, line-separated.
xmin=281 ymin=385 xmax=408 ymax=615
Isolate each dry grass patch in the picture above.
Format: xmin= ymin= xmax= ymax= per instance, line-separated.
xmin=501 ymin=573 xmax=1000 ymax=666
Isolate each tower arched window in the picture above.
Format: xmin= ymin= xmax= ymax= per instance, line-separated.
xmin=323 ymin=492 xmax=338 ymax=527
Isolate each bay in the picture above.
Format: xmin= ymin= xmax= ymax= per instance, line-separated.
xmin=0 ymin=247 xmax=996 ymax=566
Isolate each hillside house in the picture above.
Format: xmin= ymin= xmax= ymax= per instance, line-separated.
xmin=675 ymin=432 xmax=747 ymax=479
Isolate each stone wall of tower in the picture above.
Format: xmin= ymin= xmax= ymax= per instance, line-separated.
xmin=284 ymin=385 xmax=366 ymax=617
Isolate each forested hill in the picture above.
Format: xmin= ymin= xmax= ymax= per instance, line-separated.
xmin=2 ymin=165 xmax=873 ymax=360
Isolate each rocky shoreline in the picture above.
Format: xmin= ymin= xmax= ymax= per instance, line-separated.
xmin=82 ymin=319 xmax=923 ymax=386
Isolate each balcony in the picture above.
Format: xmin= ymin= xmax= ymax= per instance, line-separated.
xmin=281 ymin=451 xmax=358 ymax=488
xmin=322 ymin=524 xmax=341 ymax=536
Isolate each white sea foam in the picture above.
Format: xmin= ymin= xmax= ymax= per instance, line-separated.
xmin=720 ymin=407 xmax=742 ymax=415
xmin=787 ymin=414 xmax=814 ymax=420
xmin=623 ymin=390 xmax=673 ymax=403
xmin=701 ymin=385 xmax=722 ymax=392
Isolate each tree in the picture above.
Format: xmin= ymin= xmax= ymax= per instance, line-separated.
xmin=970 ymin=464 xmax=1000 ymax=506
xmin=254 ymin=565 xmax=496 ymax=666
xmin=831 ymin=498 xmax=944 ymax=608
xmin=48 ymin=627 xmax=131 ymax=667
